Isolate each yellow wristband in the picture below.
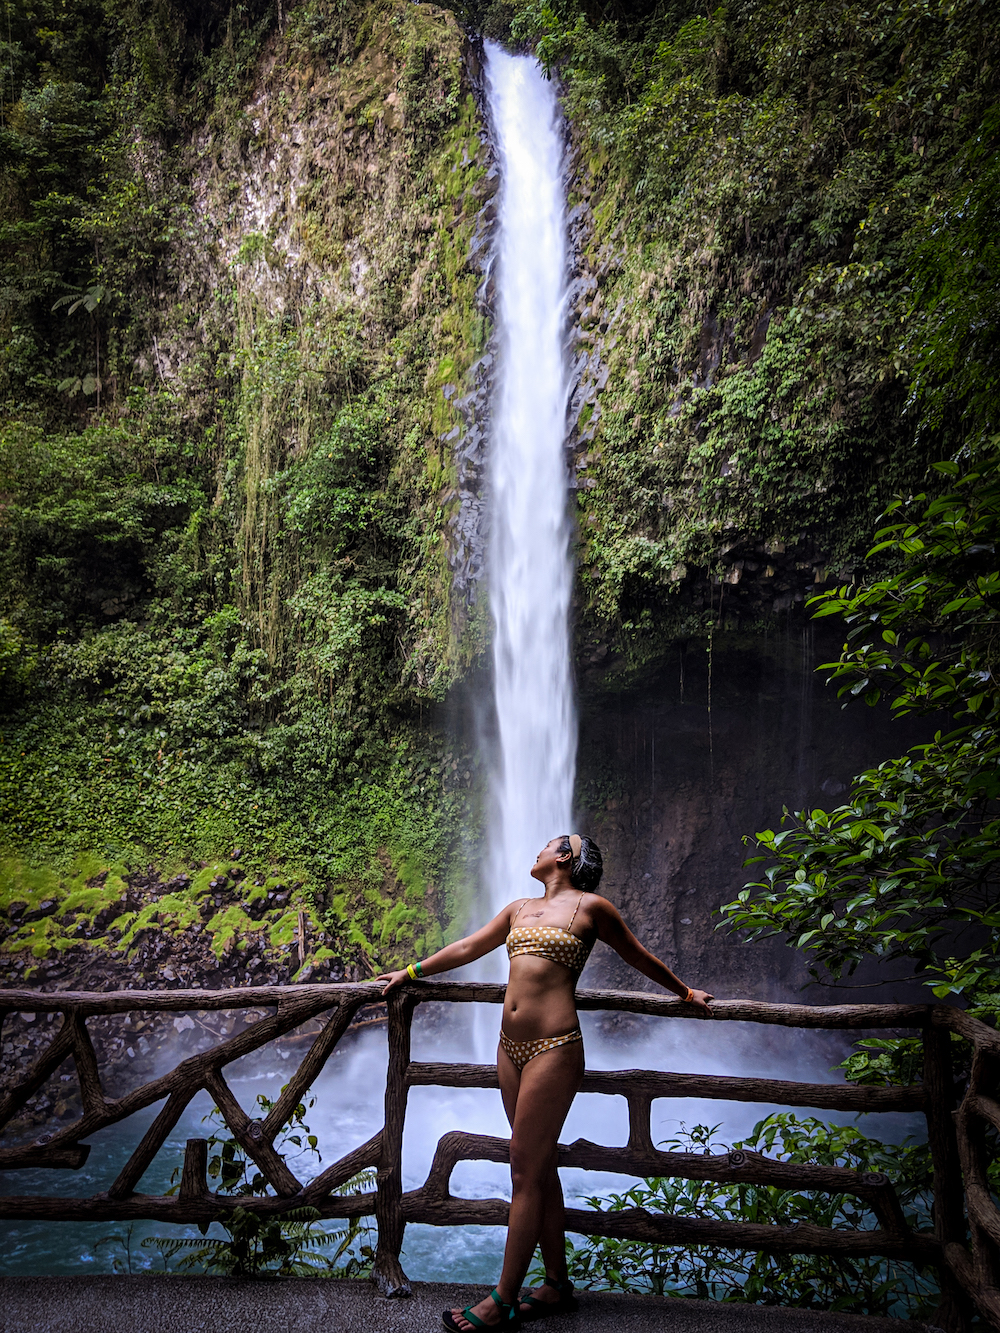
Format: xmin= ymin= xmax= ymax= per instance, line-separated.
xmin=682 ymin=987 xmax=695 ymax=1003
xmin=406 ymin=964 xmax=417 ymax=981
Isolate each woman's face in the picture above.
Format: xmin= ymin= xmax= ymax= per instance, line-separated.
xmin=530 ymin=837 xmax=569 ymax=881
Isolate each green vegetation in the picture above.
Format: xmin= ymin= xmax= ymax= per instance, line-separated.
xmin=725 ymin=457 xmax=1000 ymax=1019
xmin=706 ymin=61 xmax=1000 ymax=1315
xmin=0 ymin=0 xmax=491 ymax=962
xmin=494 ymin=0 xmax=1000 ymax=664
xmin=0 ymin=840 xmax=449 ymax=982
xmin=0 ymin=852 xmax=342 ymax=980
xmin=5 ymin=0 xmax=997 ymax=956
xmin=552 ymin=1 xmax=1000 ymax=1312
xmin=144 ymin=1094 xmax=376 ymax=1276
xmin=721 ymin=90 xmax=1000 ymax=1030
xmin=711 ymin=451 xmax=1000 ymax=1322
xmin=564 ymin=1117 xmax=936 ymax=1318
xmin=146 ymin=1203 xmax=361 ymax=1276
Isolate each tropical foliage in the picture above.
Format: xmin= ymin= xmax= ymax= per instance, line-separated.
xmin=145 ymin=1204 xmax=359 ymax=1278
xmin=143 ymin=1091 xmax=376 ymax=1277
xmin=724 ymin=454 xmax=1000 ymax=1017
xmin=502 ymin=0 xmax=1000 ymax=661
xmin=720 ymin=83 xmax=1000 ymax=1024
xmin=564 ymin=1118 xmax=937 ymax=1319
xmin=0 ymin=0 xmax=489 ymax=965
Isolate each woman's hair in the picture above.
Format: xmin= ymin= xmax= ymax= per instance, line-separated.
xmin=556 ymin=835 xmax=603 ymax=894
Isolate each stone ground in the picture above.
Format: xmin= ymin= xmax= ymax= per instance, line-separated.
xmin=0 ymin=1278 xmax=944 ymax=1333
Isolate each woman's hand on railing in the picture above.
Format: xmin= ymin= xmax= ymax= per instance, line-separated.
xmin=377 ymin=969 xmax=411 ymax=996
xmin=689 ymin=989 xmax=715 ymax=1016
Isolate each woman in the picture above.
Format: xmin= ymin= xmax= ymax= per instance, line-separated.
xmin=378 ymin=834 xmax=713 ymax=1330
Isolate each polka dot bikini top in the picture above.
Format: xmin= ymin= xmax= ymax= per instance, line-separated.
xmin=506 ymin=893 xmax=592 ymax=977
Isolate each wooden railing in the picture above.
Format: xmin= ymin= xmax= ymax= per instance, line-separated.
xmin=1 ymin=981 xmax=998 ymax=1329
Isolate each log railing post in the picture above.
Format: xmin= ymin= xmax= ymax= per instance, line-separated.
xmin=955 ymin=1047 xmax=1000 ymax=1305
xmin=374 ymin=988 xmax=415 ymax=1298
xmin=179 ymin=1139 xmax=209 ymax=1200
xmin=626 ymin=1091 xmax=655 ymax=1154
xmin=924 ymin=1023 xmax=973 ymax=1332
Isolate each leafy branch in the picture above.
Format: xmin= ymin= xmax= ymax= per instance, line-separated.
xmin=141 ymin=1202 xmax=370 ymax=1278
xmin=562 ymin=1117 xmax=937 ymax=1318
xmin=720 ymin=450 xmax=1000 ymax=1012
xmin=142 ymin=1089 xmax=375 ymax=1277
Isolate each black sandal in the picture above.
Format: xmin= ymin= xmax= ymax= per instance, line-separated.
xmin=442 ymin=1287 xmax=522 ymax=1331
xmin=518 ymin=1277 xmax=578 ymax=1322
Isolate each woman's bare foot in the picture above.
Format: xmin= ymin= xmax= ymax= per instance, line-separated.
xmin=447 ymin=1296 xmax=505 ymax=1328
xmin=518 ymin=1282 xmax=561 ymax=1314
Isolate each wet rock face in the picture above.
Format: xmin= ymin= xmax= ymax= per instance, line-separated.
xmin=575 ymin=627 xmax=932 ymax=1004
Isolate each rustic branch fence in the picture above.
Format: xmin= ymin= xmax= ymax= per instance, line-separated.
xmin=1 ymin=981 xmax=998 ymax=1329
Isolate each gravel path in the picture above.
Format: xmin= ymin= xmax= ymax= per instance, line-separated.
xmin=0 ymin=1277 xmax=944 ymax=1333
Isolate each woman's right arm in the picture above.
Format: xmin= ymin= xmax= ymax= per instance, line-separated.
xmin=376 ymin=902 xmax=522 ymax=995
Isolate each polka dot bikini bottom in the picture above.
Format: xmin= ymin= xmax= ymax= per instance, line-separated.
xmin=498 ymin=1027 xmax=582 ymax=1072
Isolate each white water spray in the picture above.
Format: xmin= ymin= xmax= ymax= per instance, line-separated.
xmin=483 ymin=43 xmax=576 ymax=923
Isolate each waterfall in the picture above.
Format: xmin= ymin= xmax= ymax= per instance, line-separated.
xmin=482 ymin=44 xmax=577 ymax=926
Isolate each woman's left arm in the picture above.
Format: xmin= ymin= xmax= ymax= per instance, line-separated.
xmin=592 ymin=897 xmax=713 ymax=1015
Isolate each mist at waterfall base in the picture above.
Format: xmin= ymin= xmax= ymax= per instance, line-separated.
xmin=0 ymin=48 xmax=924 ymax=1283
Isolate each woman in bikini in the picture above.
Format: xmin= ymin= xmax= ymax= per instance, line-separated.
xmin=377 ymin=834 xmax=713 ymax=1330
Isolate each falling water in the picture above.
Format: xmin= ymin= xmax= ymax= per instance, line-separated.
xmin=483 ymin=43 xmax=576 ymax=922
